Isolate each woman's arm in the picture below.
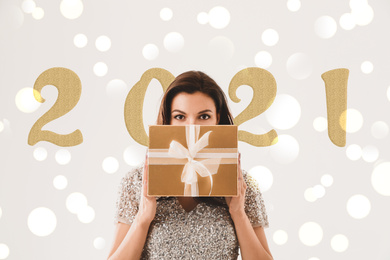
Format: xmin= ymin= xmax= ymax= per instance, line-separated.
xmin=107 ymin=154 xmax=156 ymax=260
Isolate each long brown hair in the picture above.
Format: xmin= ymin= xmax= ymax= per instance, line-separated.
xmin=156 ymin=70 xmax=234 ymax=207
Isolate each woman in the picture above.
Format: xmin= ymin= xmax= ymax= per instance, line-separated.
xmin=107 ymin=71 xmax=273 ymax=260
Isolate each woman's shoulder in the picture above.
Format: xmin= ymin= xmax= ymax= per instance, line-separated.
xmin=123 ymin=163 xmax=144 ymax=181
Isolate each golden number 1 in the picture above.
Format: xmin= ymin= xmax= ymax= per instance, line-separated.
xmin=321 ymin=68 xmax=349 ymax=147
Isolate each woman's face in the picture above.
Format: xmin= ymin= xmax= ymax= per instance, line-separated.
xmin=170 ymin=92 xmax=219 ymax=125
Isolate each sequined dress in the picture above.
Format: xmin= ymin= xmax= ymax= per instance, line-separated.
xmin=113 ymin=164 xmax=269 ymax=259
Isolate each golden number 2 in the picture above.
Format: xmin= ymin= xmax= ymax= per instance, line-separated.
xmin=321 ymin=68 xmax=349 ymax=147
xmin=229 ymin=67 xmax=278 ymax=147
xmin=28 ymin=67 xmax=83 ymax=147
xmin=124 ymin=68 xmax=175 ymax=146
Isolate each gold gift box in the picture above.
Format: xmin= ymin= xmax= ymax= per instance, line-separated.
xmin=148 ymin=125 xmax=238 ymax=197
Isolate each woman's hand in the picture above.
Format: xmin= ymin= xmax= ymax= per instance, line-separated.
xmin=225 ymin=153 xmax=247 ymax=219
xmin=135 ymin=152 xmax=157 ymax=227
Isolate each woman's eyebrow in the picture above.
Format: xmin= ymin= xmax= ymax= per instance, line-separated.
xmin=171 ymin=109 xmax=213 ymax=114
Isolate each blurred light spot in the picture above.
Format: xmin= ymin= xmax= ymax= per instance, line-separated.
xmin=266 ymin=94 xmax=301 ymax=130
xmin=0 ymin=3 xmax=24 ymax=35
xmin=321 ymin=174 xmax=333 ymax=187
xmin=339 ymin=13 xmax=356 ymax=30
xmin=77 ymin=205 xmax=95 ymax=223
xmin=313 ymin=117 xmax=327 ymax=132
xmin=102 ymin=156 xmax=119 ymax=174
xmin=197 ymin=12 xmax=209 ymax=25
xmin=349 ymin=0 xmax=368 ymax=10
xmin=331 ymin=234 xmax=349 ymax=252
xmin=160 ymin=7 xmax=173 ymax=21
xmin=371 ymin=121 xmax=389 ymax=139
xmin=262 ymin=29 xmax=279 ymax=46
xmin=0 ymin=243 xmax=10 ymax=259
xmin=163 ymin=32 xmax=184 ymax=53
xmin=124 ymin=145 xmax=147 ymax=167
xmin=304 ymin=188 xmax=317 ymax=202
xmin=299 ymin=222 xmax=323 ymax=246
xmin=0 ymin=121 xmax=4 ymax=133
xmin=22 ymin=0 xmax=36 ymax=13
xmin=66 ymin=192 xmax=88 ymax=214
xmin=93 ymin=62 xmax=108 ymax=77
xmin=33 ymin=147 xmax=47 ymax=161
xmin=361 ymin=61 xmax=373 ymax=74
xmin=351 ymin=4 xmax=374 ymax=26
xmin=269 ymin=134 xmax=299 ymax=164
xmin=287 ymin=0 xmax=301 ymax=12
xmin=346 ymin=144 xmax=362 ymax=160
xmin=342 ymin=109 xmax=363 ymax=133
xmin=94 ymin=237 xmax=106 ymax=250
xmin=208 ymin=6 xmax=230 ymax=29
xmin=53 ymin=175 xmax=68 ymax=190
xmin=362 ymin=145 xmax=379 ymax=162
xmin=248 ymin=165 xmax=273 ymax=192
xmin=313 ymin=185 xmax=326 ymax=198
xmin=28 ymin=207 xmax=57 ymax=236
xmin=286 ymin=53 xmax=312 ymax=80
xmin=73 ymin=33 xmax=87 ymax=48
xmin=347 ymin=194 xmax=371 ymax=219
xmin=55 ymin=149 xmax=71 ymax=165
xmin=106 ymin=79 xmax=128 ymax=99
xmin=371 ymin=162 xmax=390 ymax=196
xmin=315 ymin=16 xmax=337 ymax=39
xmin=255 ymin=51 xmax=272 ymax=69
xmin=273 ymin=230 xmax=288 ymax=245
xmin=142 ymin=44 xmax=159 ymax=60
xmin=15 ymin=88 xmax=41 ymax=113
xmin=95 ymin=35 xmax=111 ymax=52
xmin=32 ymin=7 xmax=44 ymax=20
xmin=60 ymin=0 xmax=83 ymax=19
xmin=208 ymin=36 xmax=235 ymax=61
xmin=308 ymin=258 xmax=320 ymax=260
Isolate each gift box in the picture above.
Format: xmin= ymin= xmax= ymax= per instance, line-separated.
xmin=148 ymin=125 xmax=238 ymax=197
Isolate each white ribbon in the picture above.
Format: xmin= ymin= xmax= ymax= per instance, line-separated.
xmin=168 ymin=125 xmax=221 ymax=196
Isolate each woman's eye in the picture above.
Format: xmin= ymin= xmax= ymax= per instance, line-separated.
xmin=174 ymin=115 xmax=184 ymax=120
xmin=200 ymin=114 xmax=210 ymax=120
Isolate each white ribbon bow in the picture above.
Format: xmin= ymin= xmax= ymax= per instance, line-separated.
xmin=168 ymin=125 xmax=221 ymax=196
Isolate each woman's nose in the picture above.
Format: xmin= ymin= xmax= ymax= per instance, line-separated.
xmin=187 ymin=117 xmax=196 ymax=125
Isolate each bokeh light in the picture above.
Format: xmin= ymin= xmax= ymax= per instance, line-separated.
xmin=351 ymin=4 xmax=374 ymax=26
xmin=266 ymin=94 xmax=301 ymax=130
xmin=255 ymin=51 xmax=272 ymax=69
xmin=331 ymin=234 xmax=349 ymax=252
xmin=32 ymin=7 xmax=44 ymax=20
xmin=53 ymin=175 xmax=68 ymax=190
xmin=339 ymin=13 xmax=356 ymax=30
xmin=371 ymin=121 xmax=389 ymax=139
xmin=124 ymin=145 xmax=147 ymax=167
xmin=95 ymin=35 xmax=111 ymax=52
xmin=346 ymin=144 xmax=362 ymax=161
xmin=287 ymin=0 xmax=301 ymax=12
xmin=312 ymin=185 xmax=326 ymax=198
xmin=197 ymin=12 xmax=209 ymax=25
xmin=269 ymin=135 xmax=300 ymax=164
xmin=248 ymin=165 xmax=273 ymax=192
xmin=106 ymin=79 xmax=128 ymax=99
xmin=33 ymin=147 xmax=47 ymax=161
xmin=313 ymin=117 xmax=327 ymax=132
xmin=208 ymin=6 xmax=230 ymax=29
xmin=361 ymin=61 xmax=373 ymax=74
xmin=208 ymin=36 xmax=235 ymax=61
xmin=66 ymin=192 xmax=88 ymax=214
xmin=160 ymin=7 xmax=173 ymax=21
xmin=73 ymin=33 xmax=88 ymax=48
xmin=304 ymin=187 xmax=317 ymax=202
xmin=15 ymin=88 xmax=41 ymax=113
xmin=286 ymin=53 xmax=312 ymax=80
xmin=93 ymin=62 xmax=108 ymax=77
xmin=362 ymin=145 xmax=379 ymax=163
xmin=142 ymin=44 xmax=159 ymax=60
xmin=0 ymin=121 xmax=4 ymax=133
xmin=349 ymin=0 xmax=368 ymax=10
xmin=22 ymin=0 xmax=36 ymax=13
xmin=342 ymin=109 xmax=363 ymax=133
xmin=371 ymin=162 xmax=390 ymax=196
xmin=0 ymin=243 xmax=10 ymax=259
xmin=346 ymin=194 xmax=371 ymax=219
xmin=60 ymin=0 xmax=83 ymax=19
xmin=27 ymin=207 xmax=57 ymax=236
xmin=299 ymin=222 xmax=323 ymax=246
xmin=163 ymin=32 xmax=184 ymax=53
xmin=262 ymin=29 xmax=279 ymax=46
xmin=102 ymin=156 xmax=119 ymax=174
xmin=308 ymin=258 xmax=320 ymax=260
xmin=77 ymin=205 xmax=95 ymax=223
xmin=55 ymin=149 xmax=71 ymax=165
xmin=93 ymin=237 xmax=106 ymax=250
xmin=315 ymin=16 xmax=337 ymax=39
xmin=321 ymin=174 xmax=333 ymax=187
xmin=273 ymin=230 xmax=288 ymax=245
